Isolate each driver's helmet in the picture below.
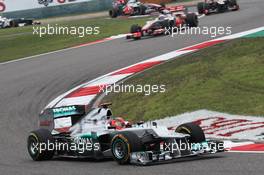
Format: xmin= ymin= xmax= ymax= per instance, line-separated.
xmin=161 ymin=9 xmax=171 ymax=15
xmin=127 ymin=0 xmax=137 ymax=4
xmin=109 ymin=117 xmax=126 ymax=130
xmin=158 ymin=14 xmax=166 ymax=20
xmin=117 ymin=0 xmax=126 ymax=4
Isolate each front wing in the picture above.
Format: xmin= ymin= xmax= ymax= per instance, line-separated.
xmin=130 ymin=140 xmax=225 ymax=165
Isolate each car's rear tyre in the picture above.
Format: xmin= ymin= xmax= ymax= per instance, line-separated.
xmin=186 ymin=13 xmax=198 ymax=27
xmin=111 ymin=131 xmax=144 ymax=164
xmin=27 ymin=129 xmax=55 ymax=161
xmin=130 ymin=24 xmax=141 ymax=33
xmin=217 ymin=3 xmax=228 ymax=13
xmin=109 ymin=9 xmax=118 ymax=18
xmin=197 ymin=2 xmax=205 ymax=14
xmin=165 ymin=20 xmax=175 ymax=34
xmin=134 ymin=5 xmax=146 ymax=16
xmin=24 ymin=20 xmax=33 ymax=26
xmin=176 ymin=123 xmax=205 ymax=143
xmin=130 ymin=24 xmax=142 ymax=40
xmin=139 ymin=5 xmax=146 ymax=15
xmin=229 ymin=0 xmax=237 ymax=6
xmin=10 ymin=20 xmax=18 ymax=27
xmin=229 ymin=0 xmax=239 ymax=10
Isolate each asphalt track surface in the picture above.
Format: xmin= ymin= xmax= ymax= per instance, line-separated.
xmin=0 ymin=0 xmax=264 ymax=174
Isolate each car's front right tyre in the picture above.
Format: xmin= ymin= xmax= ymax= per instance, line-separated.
xmin=176 ymin=122 xmax=205 ymax=143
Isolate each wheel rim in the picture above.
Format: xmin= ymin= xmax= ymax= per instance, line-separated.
xmin=113 ymin=139 xmax=127 ymax=159
xmin=29 ymin=138 xmax=38 ymax=155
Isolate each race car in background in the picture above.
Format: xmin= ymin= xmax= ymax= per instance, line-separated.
xmin=0 ymin=16 xmax=40 ymax=29
xmin=197 ymin=0 xmax=239 ymax=15
xmin=27 ymin=103 xmax=224 ymax=165
xmin=109 ymin=0 xmax=165 ymax=18
xmin=0 ymin=16 xmax=10 ymax=28
xmin=126 ymin=6 xmax=198 ymax=40
xmin=0 ymin=16 xmax=41 ymax=28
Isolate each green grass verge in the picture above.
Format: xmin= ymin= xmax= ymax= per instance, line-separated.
xmin=0 ymin=17 xmax=150 ymax=62
xmin=103 ymin=38 xmax=264 ymax=121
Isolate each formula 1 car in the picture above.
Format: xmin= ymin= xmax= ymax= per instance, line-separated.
xmin=0 ymin=16 xmax=40 ymax=29
xmin=126 ymin=7 xmax=198 ymax=40
xmin=27 ymin=103 xmax=224 ymax=165
xmin=197 ymin=0 xmax=239 ymax=15
xmin=0 ymin=16 xmax=10 ymax=28
xmin=109 ymin=0 xmax=165 ymax=18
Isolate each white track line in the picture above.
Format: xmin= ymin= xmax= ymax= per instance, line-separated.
xmin=45 ymin=26 xmax=264 ymax=108
xmin=228 ymin=151 xmax=264 ymax=154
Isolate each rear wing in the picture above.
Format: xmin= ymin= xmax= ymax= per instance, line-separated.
xmin=166 ymin=5 xmax=187 ymax=13
xmin=39 ymin=105 xmax=86 ymax=133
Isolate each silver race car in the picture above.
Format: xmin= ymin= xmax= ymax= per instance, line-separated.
xmin=27 ymin=103 xmax=224 ymax=165
xmin=0 ymin=16 xmax=40 ymax=29
xmin=126 ymin=6 xmax=198 ymax=40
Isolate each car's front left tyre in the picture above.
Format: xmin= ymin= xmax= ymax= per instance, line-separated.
xmin=111 ymin=131 xmax=143 ymax=164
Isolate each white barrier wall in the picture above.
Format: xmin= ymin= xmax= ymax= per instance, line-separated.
xmin=0 ymin=0 xmax=92 ymax=12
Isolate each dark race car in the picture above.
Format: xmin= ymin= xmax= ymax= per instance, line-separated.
xmin=109 ymin=0 xmax=165 ymax=18
xmin=126 ymin=6 xmax=198 ymax=40
xmin=0 ymin=16 xmax=40 ymax=29
xmin=27 ymin=103 xmax=225 ymax=165
xmin=197 ymin=0 xmax=239 ymax=15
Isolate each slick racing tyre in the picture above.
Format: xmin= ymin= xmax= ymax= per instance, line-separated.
xmin=130 ymin=24 xmax=142 ymax=40
xmin=23 ymin=19 xmax=33 ymax=26
xmin=134 ymin=5 xmax=146 ymax=15
xmin=166 ymin=20 xmax=175 ymax=34
xmin=139 ymin=5 xmax=146 ymax=15
xmin=27 ymin=129 xmax=55 ymax=161
xmin=130 ymin=24 xmax=141 ymax=33
xmin=109 ymin=9 xmax=118 ymax=18
xmin=186 ymin=13 xmax=198 ymax=27
xmin=111 ymin=131 xmax=144 ymax=164
xmin=217 ymin=3 xmax=228 ymax=13
xmin=176 ymin=123 xmax=205 ymax=143
xmin=197 ymin=2 xmax=205 ymax=14
xmin=229 ymin=0 xmax=239 ymax=11
xmin=197 ymin=2 xmax=209 ymax=15
xmin=229 ymin=0 xmax=238 ymax=6
xmin=10 ymin=20 xmax=18 ymax=27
